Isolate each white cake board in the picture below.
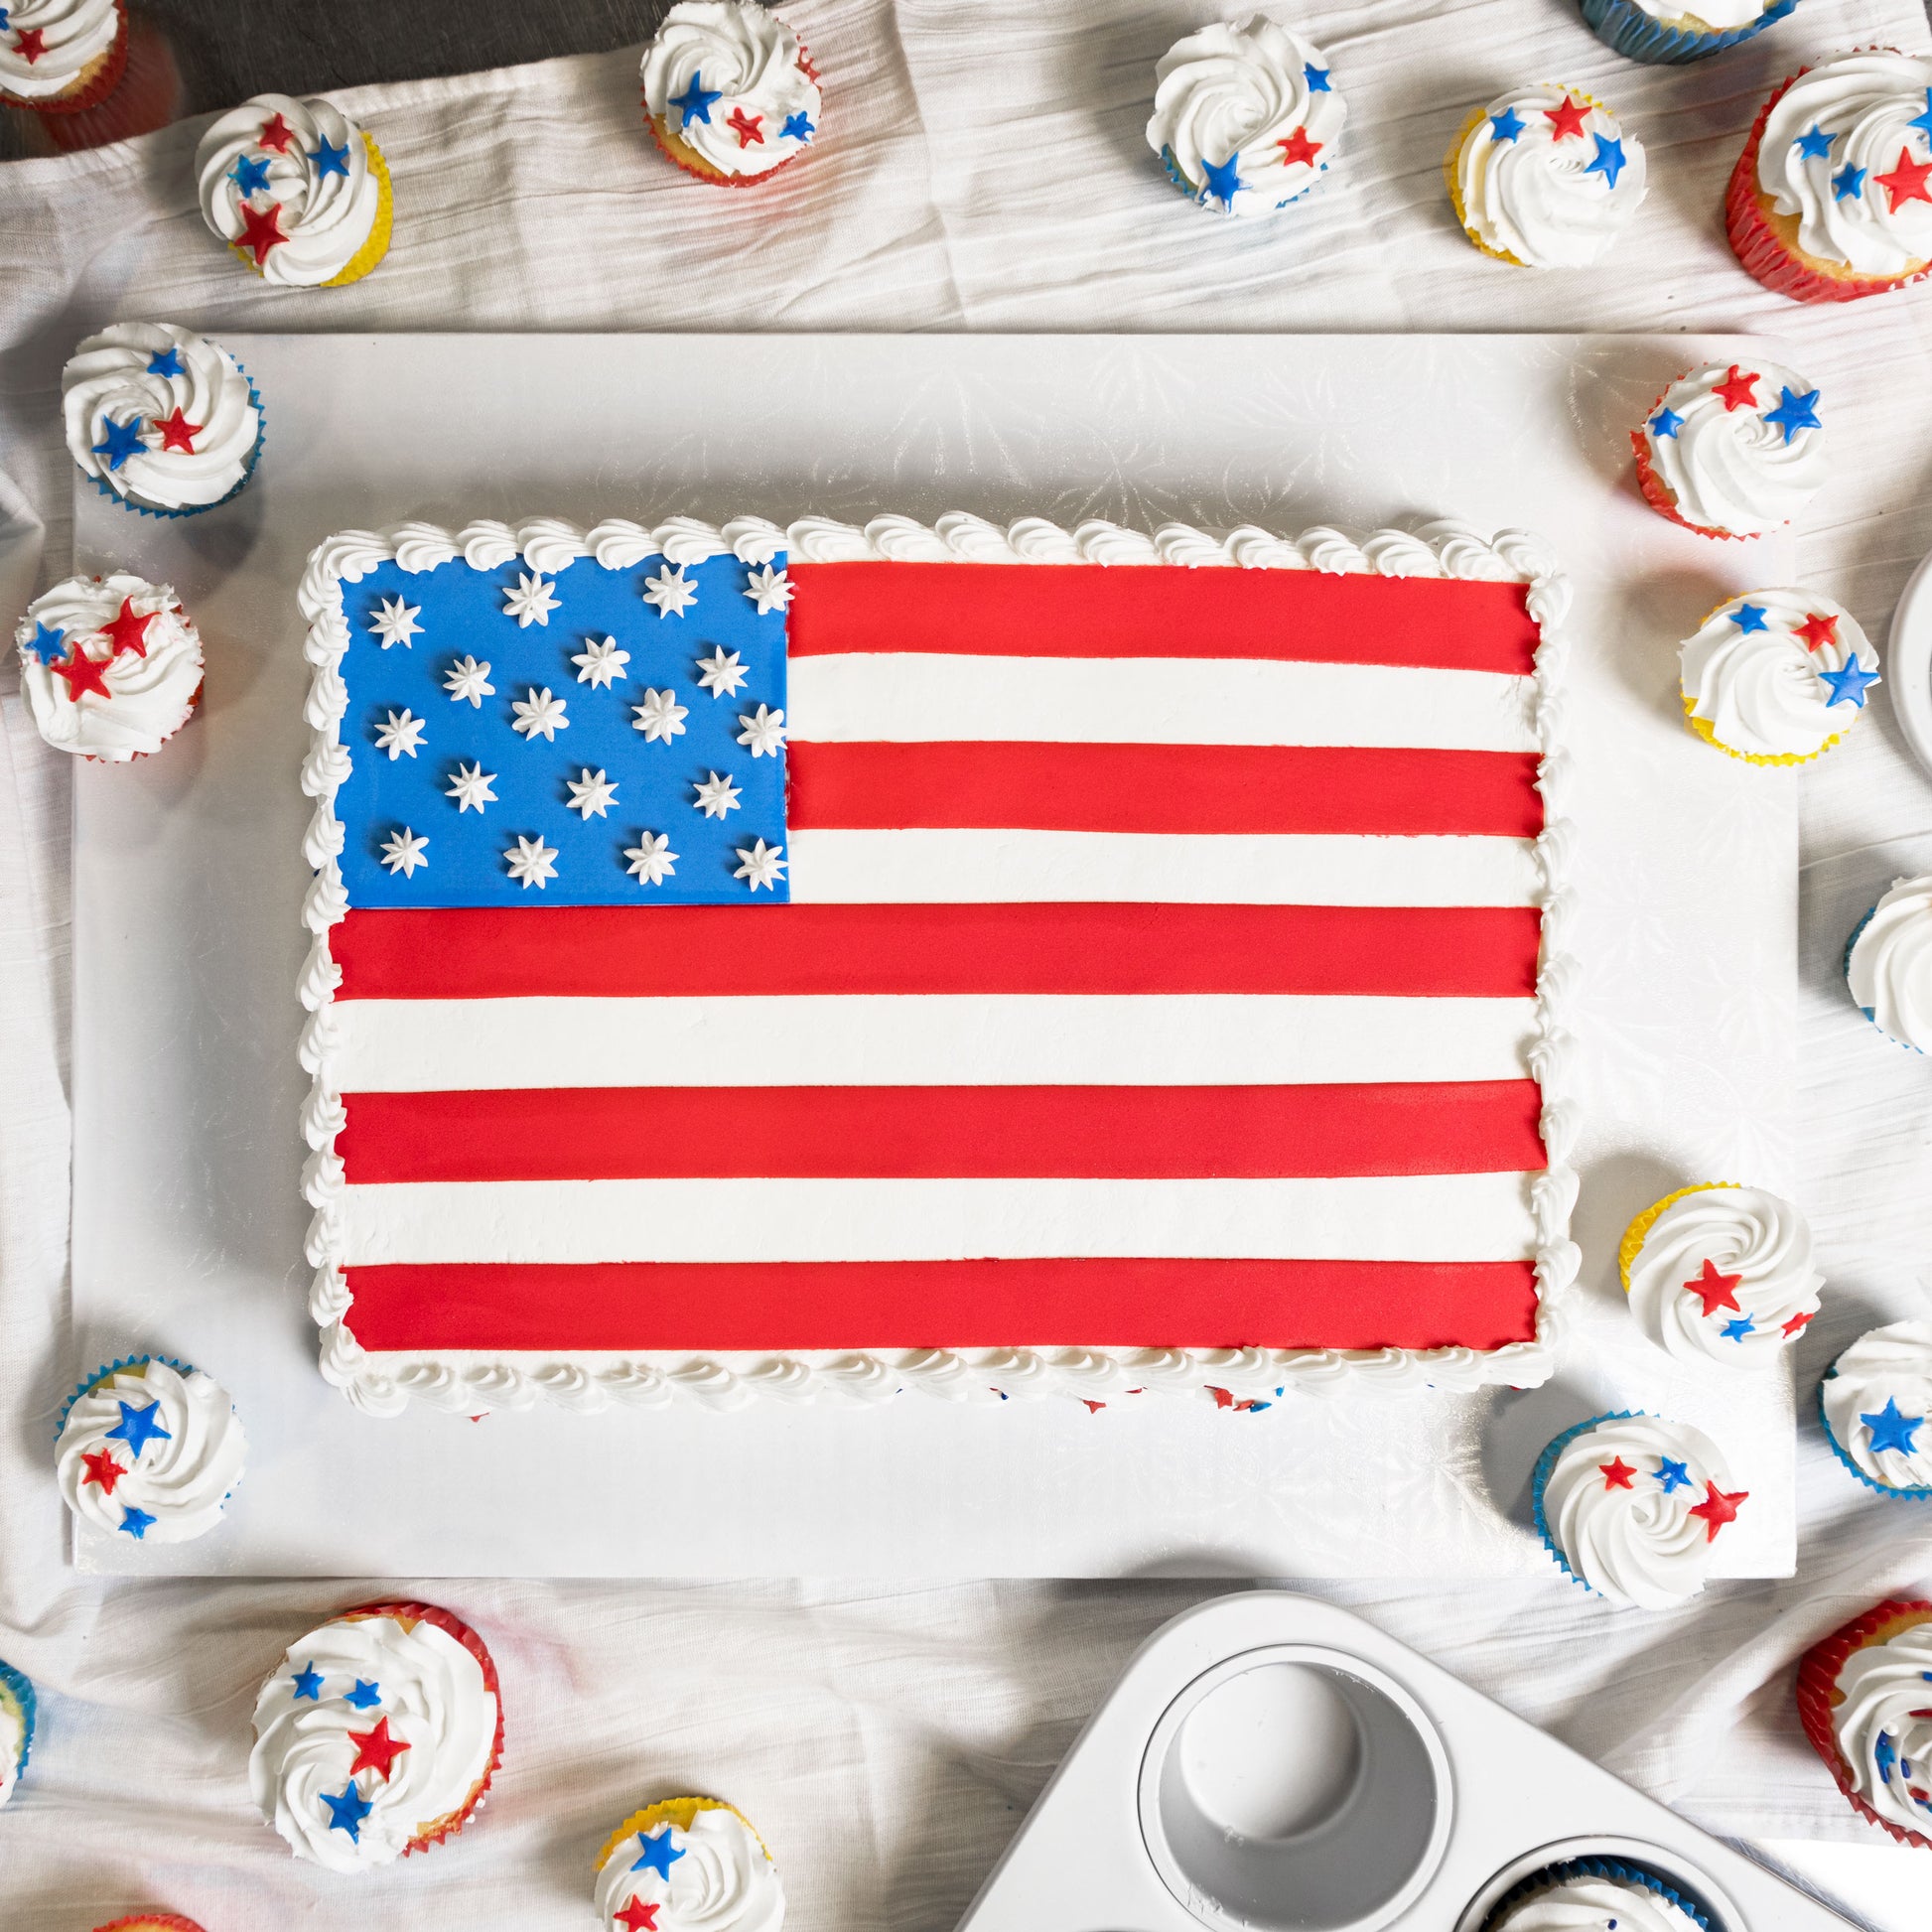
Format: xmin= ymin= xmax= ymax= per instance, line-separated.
xmin=69 ymin=332 xmax=1799 ymax=1579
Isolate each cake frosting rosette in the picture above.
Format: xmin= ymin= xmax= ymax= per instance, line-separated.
xmin=55 ymin=1356 xmax=246 ymax=1544
xmin=1726 ymin=50 xmax=1932 ymax=302
xmin=1579 ymin=0 xmax=1800 ymax=66
xmin=0 ymin=0 xmax=128 ymax=111
xmin=595 ymin=1797 xmax=785 ymax=1932
xmin=1448 ymin=84 xmax=1646 ymax=268
xmin=0 ymin=1658 xmax=34 ymax=1808
xmin=641 ymin=0 xmax=820 ymax=186
xmin=195 ymin=91 xmax=393 ymax=288
xmin=63 ymin=321 xmax=264 ymax=518
xmin=1679 ymin=588 xmax=1876 ymax=764
xmin=1483 ymin=1855 xmax=1709 ymax=1932
xmin=15 ymin=572 xmax=204 ymax=762
xmin=1799 ymin=1599 xmax=1932 ymax=1848
xmin=1820 ymin=1321 xmax=1932 ymax=1497
xmin=1620 ymin=1183 xmax=1823 ymax=1366
xmin=1145 ymin=14 xmax=1345 ymax=217
xmin=1633 ymin=359 xmax=1826 ymax=538
xmin=1533 ymin=1411 xmax=1749 ymax=1609
xmin=1846 ymin=876 xmax=1932 ymax=1052
xmin=251 ymin=1601 xmax=502 ymax=1870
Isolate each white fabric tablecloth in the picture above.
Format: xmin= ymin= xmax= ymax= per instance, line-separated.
xmin=4 ymin=2 xmax=1932 ymax=1926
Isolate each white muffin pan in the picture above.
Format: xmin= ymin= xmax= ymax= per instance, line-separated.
xmin=956 ymin=1592 xmax=1862 ymax=1932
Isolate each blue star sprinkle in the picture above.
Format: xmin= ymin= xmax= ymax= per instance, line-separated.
xmin=671 ymin=72 xmax=722 ymax=126
xmin=781 ymin=111 xmax=814 ymax=143
xmin=1199 ymin=150 xmax=1246 ymax=208
xmin=1762 ymin=385 xmax=1822 ymax=444
xmin=1722 ymin=1314 xmax=1757 ymax=1342
xmin=1877 ymin=1731 xmax=1899 ymax=1785
xmin=1585 ymin=133 xmax=1629 ymax=191
xmin=25 ymin=621 xmax=67 ymax=664
xmin=632 ymin=1826 xmax=687 ymax=1879
xmin=309 ymin=134 xmax=351 ymax=180
xmin=322 ymin=1782 xmax=373 ymax=1840
xmin=1488 ymin=106 xmax=1526 ymax=144
xmin=1833 ymin=164 xmax=1866 ymax=203
xmin=1304 ymin=64 xmax=1330 ymax=92
xmin=0 ymin=8 xmax=10 ymax=28
xmin=1732 ymin=603 xmax=1769 ymax=633
xmin=1655 ymin=1456 xmax=1692 ymax=1494
xmin=1819 ymin=657 xmax=1881 ymax=709
xmin=1861 ymin=1397 xmax=1925 ymax=1456
xmin=1911 ymin=90 xmax=1932 ymax=142
xmin=91 ymin=416 xmax=148 ymax=472
xmin=105 ymin=1397 xmax=173 ymax=1458
xmin=1649 ymin=406 xmax=1684 ymax=440
xmin=118 ymin=1505 xmax=157 ymax=1540
xmin=1794 ymin=124 xmax=1837 ymax=162
xmin=230 ymin=151 xmax=274 ymax=198
xmin=146 ymin=345 xmax=184 ymax=378
xmin=344 ymin=1679 xmax=382 ymax=1710
xmin=291 ymin=1663 xmax=325 ymax=1701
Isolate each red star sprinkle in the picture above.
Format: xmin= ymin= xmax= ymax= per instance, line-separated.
xmin=102 ymin=597 xmax=157 ymax=658
xmin=1875 ymin=147 xmax=1932 ymax=212
xmin=235 ymin=198 xmax=289 ymax=265
xmin=1278 ymin=126 xmax=1323 ymax=168
xmin=1599 ymin=1456 xmax=1637 ymax=1490
xmin=51 ymin=645 xmax=113 ymax=703
xmin=1545 ymin=95 xmax=1591 ymax=142
xmin=13 ymin=26 xmax=47 ymax=62
xmin=153 ymin=407 xmax=202 ymax=455
xmin=1081 ymin=1399 xmax=1106 ymax=1414
xmin=257 ymin=111 xmax=295 ymax=153
xmin=1781 ymin=1311 xmax=1816 ymax=1337
xmin=81 ymin=1449 xmax=126 ymax=1494
xmin=1714 ymin=365 xmax=1760 ymax=412
xmin=345 ymin=1715 xmax=413 ymax=1782
xmin=1207 ymin=1386 xmax=1235 ymax=1409
xmin=1687 ymin=1481 xmax=1748 ymax=1542
xmin=1685 ymin=1258 xmax=1743 ymax=1317
xmin=727 ymin=106 xmax=764 ymax=147
xmin=616 ymin=1903 xmax=661 ymax=1932
xmin=1794 ymin=612 xmax=1840 ymax=653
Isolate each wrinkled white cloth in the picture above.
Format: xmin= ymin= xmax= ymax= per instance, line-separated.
xmin=4 ymin=2 xmax=1932 ymax=1927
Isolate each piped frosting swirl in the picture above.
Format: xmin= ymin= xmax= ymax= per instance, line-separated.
xmin=1637 ymin=359 xmax=1826 ymax=537
xmin=1848 ymin=876 xmax=1932 ymax=1052
xmin=1494 ymin=1871 xmax=1702 ymax=1932
xmin=1822 ymin=1321 xmax=1932 ymax=1492
xmin=596 ymin=1803 xmax=784 ymax=1932
xmin=0 ymin=0 xmax=119 ymax=99
xmin=1679 ymin=588 xmax=1874 ymax=761
xmin=641 ymin=1 xmax=820 ymax=180
xmin=1829 ymin=1614 xmax=1932 ymax=1836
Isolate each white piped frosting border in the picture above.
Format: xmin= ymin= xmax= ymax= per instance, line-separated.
xmin=297 ymin=513 xmax=1580 ymax=1415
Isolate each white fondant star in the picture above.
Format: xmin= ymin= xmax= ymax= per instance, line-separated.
xmin=743 ymin=564 xmax=792 ymax=615
xmin=624 ymin=830 xmax=677 ymax=886
xmin=511 ymin=686 xmax=569 ymax=742
xmin=695 ymin=646 xmax=749 ymax=699
xmin=693 ymin=769 xmax=742 ymax=819
xmin=631 ymin=687 xmax=688 ymax=744
xmin=446 ymin=761 xmax=497 ymax=813
xmin=379 ymin=826 xmax=430 ymax=877
xmin=369 ymin=596 xmax=422 ymax=649
xmin=567 ymin=767 xmax=619 ymax=819
xmin=642 ymin=564 xmax=698 ymax=619
xmin=374 ymin=708 xmax=426 ymax=760
xmin=734 ymin=837 xmax=787 ymax=892
xmin=573 ymin=635 xmax=629 ymax=688
xmin=736 ymin=703 xmax=786 ymax=759
xmin=504 ymin=833 xmax=559 ymax=890
xmin=443 ymin=654 xmax=495 ymax=707
xmin=502 ymin=571 xmax=560 ymax=628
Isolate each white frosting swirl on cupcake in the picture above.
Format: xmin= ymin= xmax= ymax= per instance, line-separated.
xmin=63 ymin=322 xmax=262 ymax=513
xmin=15 ymin=573 xmax=204 ymax=761
xmin=0 ymin=1695 xmax=23 ymax=1806
xmin=1848 ymin=877 xmax=1932 ymax=1053
xmin=1495 ymin=1872 xmax=1703 ymax=1932
xmin=1680 ymin=589 xmax=1875 ymax=760
xmin=596 ymin=1806 xmax=785 ymax=1932
xmin=1830 ymin=1615 xmax=1932 ymax=1837
xmin=0 ymin=0 xmax=120 ymax=100
xmin=250 ymin=1609 xmax=498 ymax=1872
xmin=1146 ymin=15 xmax=1346 ymax=217
xmin=1639 ymin=359 xmax=1826 ymax=537
xmin=196 ymin=92 xmax=382 ymax=287
xmin=1756 ymin=52 xmax=1932 ymax=279
xmin=1626 ymin=1185 xmax=1823 ymax=1366
xmin=641 ymin=1 xmax=820 ymax=180
xmin=1453 ymin=84 xmax=1647 ymax=268
xmin=54 ymin=1359 xmax=245 ymax=1544
xmin=1823 ymin=1321 xmax=1932 ymax=1491
xmin=1627 ymin=0 xmax=1773 ymax=26
xmin=1541 ymin=1414 xmax=1747 ymax=1610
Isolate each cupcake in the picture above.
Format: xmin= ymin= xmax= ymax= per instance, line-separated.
xmin=1846 ymin=876 xmax=1932 ymax=1052
xmin=640 ymin=1 xmax=820 ymax=187
xmin=1146 ymin=14 xmax=1345 ymax=217
xmin=0 ymin=1659 xmax=33 ymax=1809
xmin=91 ymin=1920 xmax=209 ymax=1932
xmin=1726 ymin=51 xmax=1932 ymax=303
xmin=55 ymin=1356 xmax=245 ymax=1544
xmin=1447 ymin=84 xmax=1646 ymax=268
xmin=1821 ymin=1321 xmax=1932 ymax=1497
xmin=1533 ymin=1411 xmax=1749 ymax=1609
xmin=0 ymin=0 xmax=128 ymax=113
xmin=1798 ymin=1599 xmax=1932 ymax=1849
xmin=195 ymin=92 xmax=392 ymax=288
xmin=1621 ymin=1183 xmax=1823 ymax=1365
xmin=1679 ymin=589 xmax=1876 ymax=764
xmin=596 ymin=1798 xmax=784 ymax=1932
xmin=1579 ymin=0 xmax=1799 ymax=67
xmin=63 ymin=321 xmax=264 ymax=518
xmin=250 ymin=1600 xmax=502 ymax=1871
xmin=15 ymin=572 xmax=204 ymax=762
xmin=1483 ymin=1855 xmax=1708 ymax=1931
xmin=1632 ymin=359 xmax=1826 ymax=538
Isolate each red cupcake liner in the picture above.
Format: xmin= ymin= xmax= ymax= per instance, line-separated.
xmin=1796 ymin=1597 xmax=1932 ymax=1852
xmin=1629 ymin=424 xmax=1741 ymax=541
xmin=92 ymin=1917 xmax=209 ymax=1932
xmin=641 ymin=31 xmax=815 ymax=189
xmin=1 ymin=0 xmax=128 ymax=115
xmin=341 ymin=1599 xmax=504 ymax=1857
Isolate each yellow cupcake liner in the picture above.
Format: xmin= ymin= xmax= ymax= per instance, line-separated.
xmin=1445 ymin=89 xmax=1617 ymax=269
xmin=596 ymin=1796 xmax=772 ymax=1881
xmin=230 ymin=130 xmax=393 ymax=287
xmin=1680 ymin=690 xmax=1842 ymax=765
xmin=1617 ymin=1181 xmax=1741 ymax=1292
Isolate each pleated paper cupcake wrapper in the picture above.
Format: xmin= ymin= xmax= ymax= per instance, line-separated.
xmin=1580 ymin=0 xmax=1797 ymax=66
xmin=1818 ymin=1372 xmax=1932 ymax=1499
xmin=1842 ymin=902 xmax=1928 ymax=1054
xmin=643 ymin=39 xmax=819 ymax=189
xmin=1531 ymin=1409 xmax=1649 ymax=1598
xmin=56 ymin=1353 xmax=194 ymax=1441
xmin=91 ymin=1916 xmax=210 ymax=1932
xmin=596 ymin=1794 xmax=775 ymax=1882
xmin=1480 ymin=1853 xmax=1714 ymax=1932
xmin=88 ymin=365 xmax=265 ymax=520
xmin=1617 ymin=1183 xmax=1743 ymax=1291
xmin=340 ymin=1599 xmax=504 ymax=1856
xmin=0 ymin=1657 xmax=35 ymax=1788
xmin=1679 ymin=684 xmax=1842 ymax=765
xmin=0 ymin=0 xmax=129 ymax=113
xmin=1796 ymin=1598 xmax=1932 ymax=1852
xmin=228 ymin=131 xmax=393 ymax=287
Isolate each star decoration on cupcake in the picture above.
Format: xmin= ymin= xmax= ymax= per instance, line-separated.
xmin=1819 ymin=658 xmax=1881 ymax=708
xmin=344 ymin=1679 xmax=382 ymax=1711
xmin=624 ymin=830 xmax=677 ymax=886
xmin=1687 ymin=1481 xmax=1748 ymax=1540
xmin=1489 ymin=105 xmax=1526 ymax=143
xmin=1655 ymin=1456 xmax=1692 ymax=1494
xmin=24 ymin=621 xmax=66 ymax=664
xmin=502 ymin=572 xmax=561 ymax=627
xmin=80 ymin=1449 xmax=125 ymax=1493
xmin=1875 ymin=148 xmax=1932 ymax=212
xmin=236 ymin=200 xmax=290 ymax=265
xmin=118 ymin=1505 xmax=157 ymax=1539
xmin=1763 ymin=386 xmax=1822 ymax=443
xmin=632 ymin=1826 xmax=687 ymax=1878
xmin=345 ymin=1716 xmax=411 ymax=1781
xmin=672 ymin=74 xmax=722 ymax=126
xmin=1598 ymin=1456 xmax=1636 ymax=1489
xmin=310 ymin=134 xmax=352 ymax=181
xmin=444 ymin=654 xmax=494 ymax=706
xmin=291 ymin=1663 xmax=324 ymax=1701
xmin=1685 ymin=1258 xmax=1742 ymax=1316
xmin=642 ymin=564 xmax=699 ymax=618
xmin=1544 ymin=95 xmax=1590 ymax=142
xmin=380 ymin=827 xmax=430 ymax=877
xmin=369 ymin=597 xmax=422 ymax=649
xmin=50 ymin=643 xmax=114 ymax=702
xmin=1585 ymin=134 xmax=1628 ymax=189
xmin=1795 ymin=612 xmax=1840 ymax=651
xmin=1714 ymin=365 xmax=1760 ymax=411
xmin=106 ymin=1397 xmax=171 ymax=1457
xmin=1198 ymin=151 xmax=1246 ymax=208
xmin=322 ymin=1782 xmax=373 ymax=1840
xmin=92 ymin=416 xmax=147 ymax=471
xmin=102 ymin=599 xmax=156 ymax=657
xmin=1861 ymin=1398 xmax=1925 ymax=1456
xmin=616 ymin=1903 xmax=661 ymax=1932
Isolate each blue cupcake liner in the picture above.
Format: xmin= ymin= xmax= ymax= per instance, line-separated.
xmin=1818 ymin=1369 xmax=1932 ymax=1500
xmin=0 ymin=1659 xmax=34 ymax=1791
xmin=85 ymin=358 xmax=265 ymax=521
xmin=1484 ymin=1855 xmax=1715 ymax=1932
xmin=1159 ymin=143 xmax=1327 ymax=214
xmin=55 ymin=1353 xmax=195 ymax=1443
xmin=1579 ymin=0 xmax=1798 ymax=65
xmin=1843 ymin=901 xmax=1926 ymax=1055
xmin=1531 ymin=1409 xmax=1653 ymax=1596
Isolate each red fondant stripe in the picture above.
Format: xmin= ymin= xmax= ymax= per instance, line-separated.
xmin=785 ymin=562 xmax=1540 ymax=675
xmin=787 ymin=741 xmax=1544 ymax=837
xmin=342 ymin=1256 xmax=1542 ymax=1353
xmin=339 ymin=1079 xmax=1546 ymax=1184
xmin=331 ymin=902 xmax=1542 ymax=1001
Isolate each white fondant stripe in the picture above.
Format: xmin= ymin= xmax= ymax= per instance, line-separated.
xmin=787 ymin=653 xmax=1540 ymax=752
xmin=338 ymin=1171 xmax=1540 ymax=1267
xmin=331 ymin=993 xmax=1539 ymax=1092
xmin=786 ymin=828 xmax=1541 ymax=906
